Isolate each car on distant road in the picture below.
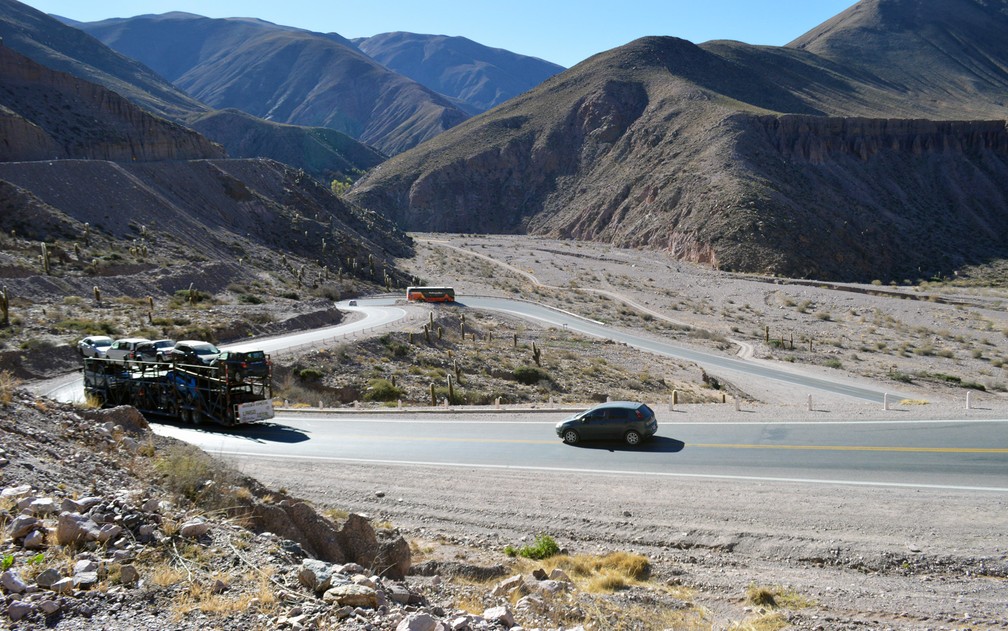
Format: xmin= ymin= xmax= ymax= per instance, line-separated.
xmin=555 ymin=401 xmax=657 ymax=446
xmin=134 ymin=339 xmax=176 ymax=363
xmin=77 ymin=335 xmax=113 ymax=358
xmin=170 ymin=341 xmax=221 ymax=366
xmin=105 ymin=338 xmax=151 ymax=363
xmin=211 ymin=350 xmax=270 ymax=383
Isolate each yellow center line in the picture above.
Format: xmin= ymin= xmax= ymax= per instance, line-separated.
xmin=692 ymin=443 xmax=1008 ymax=454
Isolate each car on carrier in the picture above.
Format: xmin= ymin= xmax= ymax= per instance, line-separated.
xmin=134 ymin=339 xmax=176 ymax=363
xmin=170 ymin=340 xmax=222 ymax=366
xmin=105 ymin=338 xmax=151 ymax=364
xmin=211 ymin=350 xmax=270 ymax=383
xmin=555 ymin=401 xmax=658 ymax=446
xmin=77 ymin=335 xmax=113 ymax=358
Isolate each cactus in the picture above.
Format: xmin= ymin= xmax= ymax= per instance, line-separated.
xmin=41 ymin=243 xmax=51 ymax=275
xmin=429 ymin=312 xmax=434 ymax=325
xmin=1 ymin=285 xmax=9 ymax=327
xmin=188 ymin=282 xmax=196 ymax=304
xmin=147 ymin=296 xmax=154 ymax=310
xmin=513 ymin=333 xmax=518 ymax=348
xmin=447 ymin=374 xmax=455 ymax=403
xmin=437 ymin=326 xmax=443 ymax=340
xmin=83 ymin=222 xmax=90 ymax=247
xmin=424 ymin=324 xmax=430 ymax=343
xmin=408 ymin=332 xmax=414 ymax=344
xmin=532 ymin=341 xmax=542 ymax=367
xmin=93 ymin=285 xmax=101 ymax=305
xmin=430 ymin=382 xmax=436 ymax=406
xmin=453 ymin=359 xmax=461 ymax=383
xmin=74 ymin=243 xmax=81 ymax=260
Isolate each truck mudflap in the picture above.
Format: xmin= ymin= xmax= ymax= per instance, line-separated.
xmin=235 ymin=398 xmax=274 ymax=423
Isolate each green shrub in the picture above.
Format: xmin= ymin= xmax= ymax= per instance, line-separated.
xmin=364 ymin=378 xmax=403 ymax=402
xmin=299 ymin=368 xmax=324 ymax=382
xmin=505 ymin=534 xmax=560 ymax=560
xmin=513 ymin=366 xmax=552 ymax=386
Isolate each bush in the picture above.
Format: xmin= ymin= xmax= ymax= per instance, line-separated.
xmin=504 ymin=534 xmax=560 ymax=560
xmin=364 ymin=378 xmax=403 ymax=402
xmin=513 ymin=366 xmax=552 ymax=386
xmin=299 ymin=368 xmax=324 ymax=382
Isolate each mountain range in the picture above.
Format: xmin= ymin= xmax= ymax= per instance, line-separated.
xmin=347 ymin=0 xmax=1008 ymax=281
xmin=0 ymin=33 xmax=412 ymax=303
xmin=72 ymin=12 xmax=563 ymax=156
xmin=3 ymin=0 xmax=1008 ymax=283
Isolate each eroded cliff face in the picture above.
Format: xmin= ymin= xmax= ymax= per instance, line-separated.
xmin=0 ymin=45 xmax=223 ymax=162
xmin=720 ymin=114 xmax=1008 ymax=279
xmin=749 ymin=115 xmax=1008 ymax=164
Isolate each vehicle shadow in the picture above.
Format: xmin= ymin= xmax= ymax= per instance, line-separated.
xmin=569 ymin=435 xmax=685 ymax=453
xmin=150 ymin=417 xmax=309 ymax=444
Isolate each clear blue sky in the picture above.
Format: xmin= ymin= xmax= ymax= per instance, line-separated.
xmin=20 ymin=0 xmax=857 ymax=68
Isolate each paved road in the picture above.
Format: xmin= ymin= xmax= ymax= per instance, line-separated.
xmin=154 ymin=413 xmax=1008 ymax=493
xmin=36 ymin=300 xmax=410 ymax=403
xmin=456 ymin=296 xmax=904 ymax=403
xmin=40 ymin=294 xmax=902 ymax=404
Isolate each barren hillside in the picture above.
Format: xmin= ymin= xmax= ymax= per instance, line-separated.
xmin=347 ymin=0 xmax=1008 ymax=282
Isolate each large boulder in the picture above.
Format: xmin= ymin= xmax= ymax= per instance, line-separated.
xmin=83 ymin=406 xmax=150 ymax=435
xmin=374 ymin=528 xmax=411 ymax=580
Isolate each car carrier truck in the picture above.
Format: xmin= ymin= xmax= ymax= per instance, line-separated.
xmin=83 ymin=355 xmax=274 ymax=426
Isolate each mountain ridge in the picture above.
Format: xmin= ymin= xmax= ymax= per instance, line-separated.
xmin=353 ymin=31 xmax=565 ymax=114
xmin=74 ymin=12 xmax=470 ymax=155
xmin=347 ymin=0 xmax=1008 ymax=281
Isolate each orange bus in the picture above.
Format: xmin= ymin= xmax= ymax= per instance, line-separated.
xmin=406 ymin=286 xmax=456 ymax=302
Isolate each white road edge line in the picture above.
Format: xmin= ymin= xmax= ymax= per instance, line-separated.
xmin=273 ymin=416 xmax=1008 ymax=427
xmin=210 ymin=451 xmax=1008 ymax=493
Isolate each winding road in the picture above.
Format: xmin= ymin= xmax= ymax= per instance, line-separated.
xmin=37 ymin=294 xmax=1007 ymax=492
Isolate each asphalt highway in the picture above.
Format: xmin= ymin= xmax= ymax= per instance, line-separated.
xmin=42 ymin=295 xmax=901 ymax=403
xmin=153 ymin=413 xmax=1008 ymax=493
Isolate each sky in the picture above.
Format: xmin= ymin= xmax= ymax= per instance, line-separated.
xmin=19 ymin=1 xmax=857 ymax=68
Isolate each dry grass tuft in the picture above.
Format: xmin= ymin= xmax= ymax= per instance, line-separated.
xmin=729 ymin=612 xmax=789 ymax=631
xmin=0 ymin=369 xmax=19 ymax=406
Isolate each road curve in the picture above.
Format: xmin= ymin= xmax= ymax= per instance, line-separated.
xmin=41 ymin=294 xmax=897 ymax=404
xmin=407 ymin=295 xmax=902 ymax=403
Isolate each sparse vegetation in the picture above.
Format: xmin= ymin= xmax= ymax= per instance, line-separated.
xmin=504 ymin=534 xmax=560 ymax=560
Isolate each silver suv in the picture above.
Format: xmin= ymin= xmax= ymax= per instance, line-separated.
xmin=105 ymin=338 xmax=151 ymax=364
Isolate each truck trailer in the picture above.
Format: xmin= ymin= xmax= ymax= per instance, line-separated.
xmin=83 ymin=356 xmax=274 ymax=426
